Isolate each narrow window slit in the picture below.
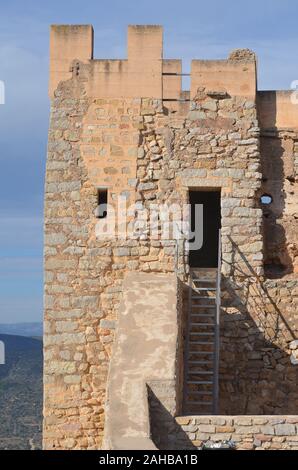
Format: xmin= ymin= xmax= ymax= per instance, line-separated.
xmin=95 ymin=189 xmax=108 ymax=218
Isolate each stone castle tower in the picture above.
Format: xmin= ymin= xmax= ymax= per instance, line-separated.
xmin=44 ymin=25 xmax=298 ymax=450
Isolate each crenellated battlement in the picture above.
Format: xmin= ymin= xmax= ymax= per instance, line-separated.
xmin=49 ymin=24 xmax=298 ymax=128
xmin=49 ymin=24 xmax=163 ymax=99
xmin=50 ymin=25 xmax=258 ymax=102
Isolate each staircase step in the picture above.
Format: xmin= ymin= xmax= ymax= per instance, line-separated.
xmin=190 ymin=323 xmax=214 ymax=326
xmin=190 ymin=332 xmax=214 ymax=336
xmin=187 ymin=380 xmax=213 ymax=384
xmin=188 ymin=371 xmax=213 ymax=375
xmin=191 ymin=305 xmax=216 ymax=309
xmin=195 ymin=287 xmax=216 ymax=291
xmin=191 ymin=316 xmax=215 ymax=320
xmin=192 ymin=296 xmax=216 ymax=299
xmin=192 ymin=279 xmax=216 ymax=282
xmin=189 ymin=350 xmax=214 ymax=355
xmin=189 ymin=360 xmax=213 ymax=365
xmin=187 ymin=390 xmax=213 ymax=395
xmin=189 ymin=351 xmax=213 ymax=355
xmin=192 ymin=304 xmax=216 ymax=307
xmin=191 ymin=317 xmax=215 ymax=320
xmin=189 ymin=341 xmax=214 ymax=345
xmin=191 ymin=303 xmax=216 ymax=306
xmin=185 ymin=401 xmax=212 ymax=406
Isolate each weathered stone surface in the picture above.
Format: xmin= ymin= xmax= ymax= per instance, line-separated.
xmin=47 ymin=361 xmax=76 ymax=374
xmin=44 ymin=25 xmax=298 ymax=451
xmin=167 ymin=416 xmax=298 ymax=450
xmin=99 ymin=319 xmax=116 ymax=329
xmin=275 ymin=424 xmax=296 ymax=436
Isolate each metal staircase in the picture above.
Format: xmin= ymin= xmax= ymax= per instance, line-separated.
xmin=183 ymin=232 xmax=221 ymax=415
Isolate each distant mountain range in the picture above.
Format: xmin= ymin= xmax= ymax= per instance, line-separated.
xmin=0 ymin=334 xmax=42 ymax=449
xmin=0 ymin=322 xmax=43 ymax=338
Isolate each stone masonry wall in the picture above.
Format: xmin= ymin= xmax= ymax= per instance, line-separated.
xmin=220 ymin=277 xmax=298 ymax=414
xmin=260 ymin=130 xmax=298 ymax=276
xmin=44 ymin=28 xmax=298 ymax=450
xmin=167 ymin=416 xmax=298 ymax=450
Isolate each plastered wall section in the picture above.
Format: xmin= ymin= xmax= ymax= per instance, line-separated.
xmin=102 ymin=272 xmax=182 ymax=450
xmin=258 ymin=91 xmax=298 ymax=130
xmin=191 ymin=59 xmax=257 ymax=100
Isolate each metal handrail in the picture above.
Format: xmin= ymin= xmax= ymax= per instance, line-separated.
xmin=183 ymin=269 xmax=193 ymax=413
xmin=213 ymin=229 xmax=221 ymax=414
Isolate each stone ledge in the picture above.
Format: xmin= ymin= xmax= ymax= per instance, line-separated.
xmin=171 ymin=416 xmax=298 ymax=450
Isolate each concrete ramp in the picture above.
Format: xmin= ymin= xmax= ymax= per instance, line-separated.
xmin=103 ymin=272 xmax=183 ymax=450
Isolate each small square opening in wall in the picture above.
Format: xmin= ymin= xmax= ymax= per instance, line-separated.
xmin=94 ymin=189 xmax=108 ymax=219
xmin=260 ymin=193 xmax=273 ymax=205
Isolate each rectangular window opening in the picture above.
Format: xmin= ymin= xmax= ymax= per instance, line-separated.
xmin=95 ymin=188 xmax=108 ymax=219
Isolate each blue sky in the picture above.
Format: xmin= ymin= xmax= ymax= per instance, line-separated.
xmin=0 ymin=0 xmax=297 ymax=322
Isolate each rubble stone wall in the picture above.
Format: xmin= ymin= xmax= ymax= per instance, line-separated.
xmin=44 ymin=25 xmax=298 ymax=450
xmin=167 ymin=416 xmax=298 ymax=450
xmin=220 ymin=277 xmax=298 ymax=415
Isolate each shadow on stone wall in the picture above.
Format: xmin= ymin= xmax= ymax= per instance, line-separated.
xmin=219 ymin=238 xmax=297 ymax=414
xmin=147 ymin=386 xmax=196 ymax=450
xmin=259 ymin=93 xmax=294 ymax=277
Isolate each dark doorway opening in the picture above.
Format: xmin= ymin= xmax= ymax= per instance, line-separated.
xmin=189 ymin=190 xmax=221 ymax=268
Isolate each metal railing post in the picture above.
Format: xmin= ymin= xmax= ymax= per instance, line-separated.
xmin=213 ymin=229 xmax=221 ymax=414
